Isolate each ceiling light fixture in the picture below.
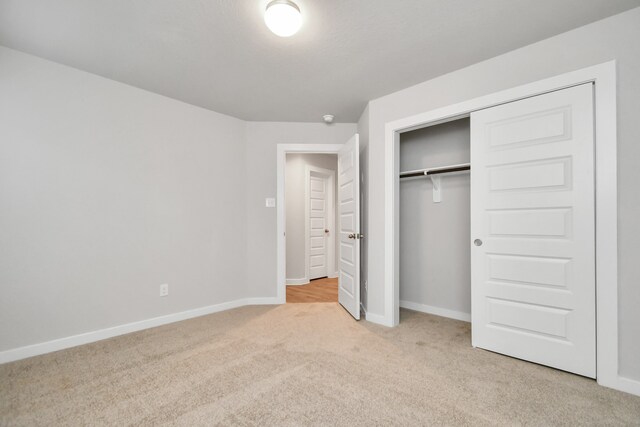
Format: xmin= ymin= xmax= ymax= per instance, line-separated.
xmin=264 ymin=0 xmax=302 ymax=37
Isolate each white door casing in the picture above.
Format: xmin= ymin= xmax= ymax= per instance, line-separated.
xmin=470 ymin=83 xmax=595 ymax=377
xmin=307 ymin=167 xmax=334 ymax=280
xmin=338 ymin=134 xmax=361 ymax=319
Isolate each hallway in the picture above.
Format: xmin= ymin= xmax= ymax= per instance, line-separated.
xmin=286 ymin=278 xmax=338 ymax=303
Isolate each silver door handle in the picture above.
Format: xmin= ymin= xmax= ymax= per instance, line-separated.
xmin=348 ymin=233 xmax=364 ymax=239
xmin=474 ymin=239 xmax=483 ymax=246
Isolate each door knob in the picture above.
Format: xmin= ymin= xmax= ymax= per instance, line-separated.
xmin=325 ymin=229 xmax=329 ymax=233
xmin=348 ymin=233 xmax=364 ymax=239
xmin=474 ymin=239 xmax=483 ymax=246
xmin=348 ymin=233 xmax=356 ymax=239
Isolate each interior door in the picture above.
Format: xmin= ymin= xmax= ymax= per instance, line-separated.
xmin=470 ymin=83 xmax=596 ymax=377
xmin=338 ymin=134 xmax=361 ymax=319
xmin=309 ymin=172 xmax=328 ymax=280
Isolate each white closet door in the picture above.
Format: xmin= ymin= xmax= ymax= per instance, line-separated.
xmin=470 ymin=84 xmax=595 ymax=377
xmin=308 ymin=173 xmax=328 ymax=280
xmin=338 ymin=134 xmax=361 ymax=320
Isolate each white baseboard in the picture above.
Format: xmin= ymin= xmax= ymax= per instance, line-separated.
xmin=286 ymin=278 xmax=308 ymax=285
xmin=0 ymin=297 xmax=282 ymax=364
xmin=245 ymin=297 xmax=281 ymax=305
xmin=360 ymin=304 xmax=390 ymax=327
xmin=365 ymin=311 xmax=391 ymax=326
xmin=614 ymin=376 xmax=640 ymax=397
xmin=400 ymin=300 xmax=471 ymax=322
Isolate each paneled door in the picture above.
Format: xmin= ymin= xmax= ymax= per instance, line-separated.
xmin=338 ymin=134 xmax=361 ymax=320
xmin=308 ymin=171 xmax=329 ymax=280
xmin=470 ymin=84 xmax=596 ymax=377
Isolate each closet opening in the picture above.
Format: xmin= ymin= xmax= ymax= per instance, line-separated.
xmin=385 ymin=63 xmax=618 ymax=386
xmin=399 ymin=117 xmax=471 ymax=326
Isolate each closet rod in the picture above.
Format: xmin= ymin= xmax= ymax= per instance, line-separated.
xmin=399 ymin=162 xmax=471 ymax=179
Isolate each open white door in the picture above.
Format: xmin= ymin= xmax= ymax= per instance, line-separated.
xmin=471 ymin=83 xmax=596 ymax=377
xmin=338 ymin=134 xmax=361 ymax=319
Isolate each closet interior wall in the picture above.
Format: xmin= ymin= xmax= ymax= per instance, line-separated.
xmin=399 ymin=118 xmax=471 ymax=320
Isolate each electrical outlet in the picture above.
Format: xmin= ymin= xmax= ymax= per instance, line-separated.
xmin=159 ymin=283 xmax=169 ymax=297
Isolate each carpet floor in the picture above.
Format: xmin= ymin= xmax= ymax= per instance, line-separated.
xmin=1 ymin=303 xmax=639 ymax=426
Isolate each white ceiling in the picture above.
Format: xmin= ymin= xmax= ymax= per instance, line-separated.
xmin=1 ymin=0 xmax=638 ymax=122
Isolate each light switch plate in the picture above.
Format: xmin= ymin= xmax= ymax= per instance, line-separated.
xmin=159 ymin=283 xmax=169 ymax=297
xmin=265 ymin=198 xmax=276 ymax=208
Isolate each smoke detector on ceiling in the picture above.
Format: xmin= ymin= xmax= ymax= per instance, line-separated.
xmin=323 ymin=114 xmax=335 ymax=124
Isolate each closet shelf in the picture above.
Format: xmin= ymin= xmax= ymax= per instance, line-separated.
xmin=399 ymin=162 xmax=470 ymax=179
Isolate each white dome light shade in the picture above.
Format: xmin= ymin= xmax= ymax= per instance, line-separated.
xmin=264 ymin=0 xmax=302 ymax=37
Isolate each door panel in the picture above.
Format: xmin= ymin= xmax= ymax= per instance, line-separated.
xmin=471 ymin=84 xmax=595 ymax=377
xmin=308 ymin=174 xmax=327 ymax=279
xmin=338 ymin=134 xmax=360 ymax=319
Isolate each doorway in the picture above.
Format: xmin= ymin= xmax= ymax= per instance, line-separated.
xmin=397 ymin=84 xmax=597 ymax=378
xmin=284 ymin=153 xmax=339 ymax=303
xmin=276 ymin=136 xmax=362 ymax=319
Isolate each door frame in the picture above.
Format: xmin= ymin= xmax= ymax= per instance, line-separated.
xmin=383 ymin=61 xmax=618 ymax=389
xmin=305 ymin=165 xmax=337 ymax=281
xmin=277 ymin=144 xmax=344 ymax=303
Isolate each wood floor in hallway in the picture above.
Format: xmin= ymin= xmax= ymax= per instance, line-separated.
xmin=286 ymin=277 xmax=338 ymax=303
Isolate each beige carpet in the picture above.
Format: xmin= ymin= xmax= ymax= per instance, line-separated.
xmin=1 ymin=304 xmax=639 ymax=426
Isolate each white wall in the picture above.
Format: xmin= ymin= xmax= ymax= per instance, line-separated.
xmin=0 ymin=47 xmax=358 ymax=358
xmin=362 ymin=7 xmax=640 ymax=381
xmin=285 ymin=153 xmax=338 ymax=281
xmin=245 ymin=122 xmax=357 ymax=299
xmin=399 ymin=119 xmax=470 ymax=317
xmin=0 ymin=47 xmax=247 ymax=352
